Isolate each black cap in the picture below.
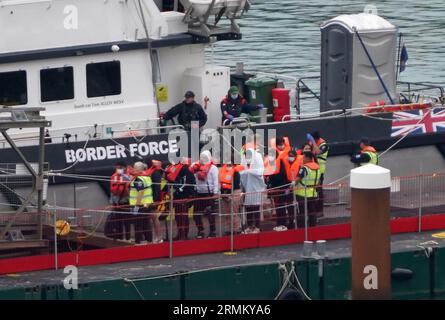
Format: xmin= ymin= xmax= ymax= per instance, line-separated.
xmin=288 ymin=148 xmax=297 ymax=157
xmin=115 ymin=161 xmax=127 ymax=167
xmin=311 ymin=131 xmax=321 ymax=140
xmin=360 ymin=137 xmax=370 ymax=146
xmin=184 ymin=91 xmax=195 ymax=98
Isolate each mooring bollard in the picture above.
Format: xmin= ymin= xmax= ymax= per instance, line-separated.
xmin=350 ymin=164 xmax=391 ymax=300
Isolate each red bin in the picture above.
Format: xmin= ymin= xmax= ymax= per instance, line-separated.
xmin=272 ymin=88 xmax=291 ymax=122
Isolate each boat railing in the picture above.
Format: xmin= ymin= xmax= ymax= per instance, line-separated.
xmin=1 ymin=170 xmax=444 ymax=271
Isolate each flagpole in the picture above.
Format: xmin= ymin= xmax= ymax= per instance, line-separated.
xmin=396 ymin=32 xmax=402 ymax=81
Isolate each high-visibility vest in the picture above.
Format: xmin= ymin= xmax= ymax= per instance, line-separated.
xmin=219 ymin=164 xmax=244 ymax=190
xmin=129 ymin=175 xmax=153 ymax=206
xmin=283 ymin=155 xmax=303 ymax=182
xmin=316 ymin=138 xmax=328 ymax=175
xmin=295 ymin=161 xmax=320 ymax=198
xmin=361 ymin=146 xmax=378 ymax=166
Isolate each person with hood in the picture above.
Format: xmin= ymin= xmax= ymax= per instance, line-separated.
xmin=221 ymin=86 xmax=264 ymax=125
xmin=192 ymin=150 xmax=220 ymax=238
xmin=240 ymin=148 xmax=266 ymax=234
xmin=165 ymin=158 xmax=196 ymax=241
xmin=162 ymin=91 xmax=207 ymax=131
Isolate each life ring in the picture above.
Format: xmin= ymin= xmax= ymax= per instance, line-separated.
xmin=366 ymin=102 xmax=432 ymax=114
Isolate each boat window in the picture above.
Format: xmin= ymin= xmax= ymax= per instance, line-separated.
xmin=40 ymin=67 xmax=74 ymax=102
xmin=0 ymin=70 xmax=27 ymax=106
xmin=86 ymin=61 xmax=121 ymax=98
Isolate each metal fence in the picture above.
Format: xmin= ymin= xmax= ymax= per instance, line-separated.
xmin=1 ymin=172 xmax=445 ymax=266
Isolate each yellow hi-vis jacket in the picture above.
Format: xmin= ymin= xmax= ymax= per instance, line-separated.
xmin=295 ymin=162 xmax=320 ymax=198
xmin=129 ymin=175 xmax=154 ymax=206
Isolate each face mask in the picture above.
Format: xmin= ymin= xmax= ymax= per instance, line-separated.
xmin=116 ymin=168 xmax=124 ymax=175
xmin=303 ymin=151 xmax=313 ymax=158
xmin=231 ymin=94 xmax=239 ymax=100
xmin=288 ymin=157 xmax=295 ymax=163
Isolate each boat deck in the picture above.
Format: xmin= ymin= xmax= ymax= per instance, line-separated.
xmin=1 ymin=230 xmax=443 ymax=291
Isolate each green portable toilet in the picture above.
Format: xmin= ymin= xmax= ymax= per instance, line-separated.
xmin=245 ymin=77 xmax=277 ymax=122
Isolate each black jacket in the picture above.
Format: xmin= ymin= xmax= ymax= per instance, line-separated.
xmin=220 ymin=95 xmax=256 ymax=123
xmin=164 ymin=101 xmax=207 ymax=130
xmin=268 ymin=158 xmax=289 ymax=189
xmin=172 ymin=165 xmax=196 ymax=200
xmin=150 ymin=169 xmax=163 ymax=202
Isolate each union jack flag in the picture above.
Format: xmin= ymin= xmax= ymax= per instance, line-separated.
xmin=391 ymin=107 xmax=445 ymax=137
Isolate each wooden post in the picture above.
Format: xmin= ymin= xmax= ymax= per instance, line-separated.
xmin=350 ymin=164 xmax=391 ymax=300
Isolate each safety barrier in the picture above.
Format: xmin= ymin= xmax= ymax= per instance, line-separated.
xmin=1 ymin=172 xmax=445 ymax=274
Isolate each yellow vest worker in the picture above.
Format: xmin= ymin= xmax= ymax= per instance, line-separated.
xmin=350 ymin=138 xmax=378 ymax=167
xmin=129 ymin=175 xmax=154 ymax=207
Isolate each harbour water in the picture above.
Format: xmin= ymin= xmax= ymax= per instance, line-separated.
xmin=209 ymin=0 xmax=445 ymax=111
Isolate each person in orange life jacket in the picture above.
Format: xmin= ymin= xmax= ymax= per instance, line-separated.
xmin=192 ymin=150 xmax=220 ymax=239
xmin=165 ymin=158 xmax=196 ymax=241
xmin=264 ymin=136 xmax=290 ymax=176
xmin=307 ymin=131 xmax=329 ymax=217
xmin=144 ymin=157 xmax=165 ymax=244
xmin=130 ymin=161 xmax=155 ymax=244
xmin=273 ymin=148 xmax=303 ymax=230
xmin=266 ymin=137 xmax=293 ymax=232
xmin=295 ymin=151 xmax=320 ymax=228
xmin=350 ymin=137 xmax=379 ymax=166
xmin=105 ymin=161 xmax=132 ymax=240
xmin=219 ymin=163 xmax=244 ymax=235
xmin=161 ymin=91 xmax=207 ymax=131
xmin=221 ymin=86 xmax=264 ymax=125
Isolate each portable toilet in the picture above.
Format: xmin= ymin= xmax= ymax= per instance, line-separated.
xmin=320 ymin=13 xmax=398 ymax=113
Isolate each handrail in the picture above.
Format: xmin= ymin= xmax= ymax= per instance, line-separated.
xmin=296 ymin=76 xmax=321 ymax=115
xmin=112 ymin=124 xmax=185 ymax=134
xmin=222 ymin=116 xmax=250 ymax=127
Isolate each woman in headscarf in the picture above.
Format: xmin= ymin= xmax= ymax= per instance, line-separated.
xmin=240 ymin=148 xmax=266 ymax=234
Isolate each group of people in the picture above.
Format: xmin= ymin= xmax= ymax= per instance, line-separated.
xmin=106 ymin=85 xmax=379 ymax=243
xmin=160 ymin=87 xmax=264 ymax=129
xmin=105 ymin=127 xmax=379 ymax=244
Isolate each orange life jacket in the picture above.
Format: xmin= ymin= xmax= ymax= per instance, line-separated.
xmin=304 ymin=161 xmax=320 ymax=171
xmin=264 ymin=147 xmax=289 ymax=176
xmin=144 ymin=160 xmax=162 ymax=177
xmin=219 ymin=164 xmax=244 ymax=190
xmin=316 ymin=138 xmax=325 ymax=147
xmin=361 ymin=146 xmax=377 ymax=153
xmin=283 ymin=155 xmax=303 ymax=182
xmin=194 ymin=162 xmax=213 ymax=181
xmin=165 ymin=163 xmax=184 ymax=182
xmin=269 ymin=136 xmax=291 ymax=153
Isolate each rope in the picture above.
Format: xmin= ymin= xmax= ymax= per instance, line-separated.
xmin=49 ymin=136 xmax=91 ymax=173
xmin=327 ymin=108 xmax=433 ymax=185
